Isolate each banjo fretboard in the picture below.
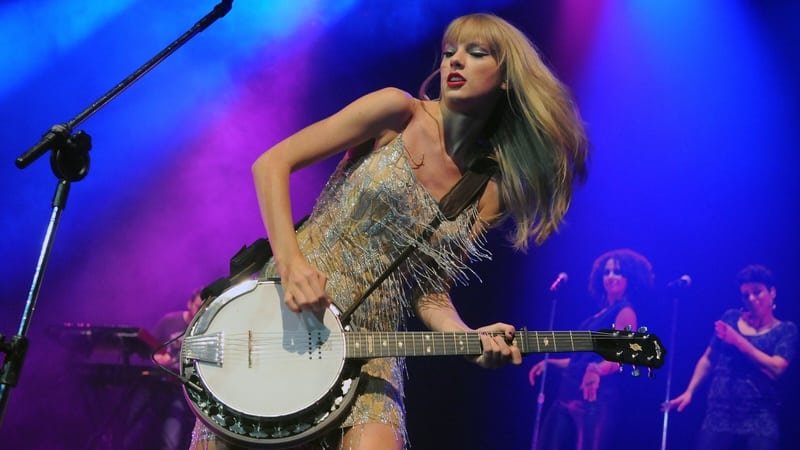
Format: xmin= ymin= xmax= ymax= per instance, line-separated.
xmin=345 ymin=330 xmax=599 ymax=358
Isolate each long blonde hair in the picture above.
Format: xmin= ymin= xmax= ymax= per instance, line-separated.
xmin=423 ymin=14 xmax=589 ymax=250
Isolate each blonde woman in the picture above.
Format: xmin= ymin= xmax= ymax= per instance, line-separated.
xmin=193 ymin=13 xmax=588 ymax=450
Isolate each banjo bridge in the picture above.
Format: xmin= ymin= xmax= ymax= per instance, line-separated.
xmin=183 ymin=332 xmax=224 ymax=366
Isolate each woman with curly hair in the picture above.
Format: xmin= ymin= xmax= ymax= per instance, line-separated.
xmin=529 ymin=249 xmax=655 ymax=450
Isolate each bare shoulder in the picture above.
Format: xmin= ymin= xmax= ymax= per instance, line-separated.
xmin=351 ymin=88 xmax=421 ymax=147
xmin=340 ymin=88 xmax=415 ymax=144
xmin=280 ymin=87 xmax=416 ymax=159
xmin=617 ymin=304 xmax=638 ymax=317
xmin=356 ymin=87 xmax=416 ymax=123
xmin=615 ymin=305 xmax=638 ymax=329
xmin=369 ymin=87 xmax=415 ymax=105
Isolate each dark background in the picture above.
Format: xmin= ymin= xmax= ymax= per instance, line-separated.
xmin=1 ymin=1 xmax=798 ymax=448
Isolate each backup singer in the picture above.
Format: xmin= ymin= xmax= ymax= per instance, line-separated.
xmin=529 ymin=249 xmax=655 ymax=450
xmin=664 ymin=264 xmax=798 ymax=450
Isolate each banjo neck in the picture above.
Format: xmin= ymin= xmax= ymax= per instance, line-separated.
xmin=346 ymin=330 xmax=598 ymax=358
xmin=346 ymin=329 xmax=664 ymax=368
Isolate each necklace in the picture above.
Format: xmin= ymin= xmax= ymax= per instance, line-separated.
xmin=402 ymin=142 xmax=425 ymax=169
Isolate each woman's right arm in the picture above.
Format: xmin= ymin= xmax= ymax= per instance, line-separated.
xmin=664 ymin=346 xmax=712 ymax=412
xmin=252 ymin=88 xmax=415 ymax=313
xmin=528 ymin=357 xmax=570 ymax=386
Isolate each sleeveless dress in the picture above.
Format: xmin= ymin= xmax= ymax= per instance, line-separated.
xmin=191 ymin=133 xmax=491 ymax=448
xmin=538 ymin=300 xmax=634 ymax=450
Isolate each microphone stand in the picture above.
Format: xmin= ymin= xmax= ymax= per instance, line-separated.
xmin=660 ymin=290 xmax=682 ymax=450
xmin=530 ymin=279 xmax=563 ymax=450
xmin=0 ymin=0 xmax=234 ymax=429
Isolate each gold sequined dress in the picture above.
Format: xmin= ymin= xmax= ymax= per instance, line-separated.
xmin=192 ymin=133 xmax=491 ymax=447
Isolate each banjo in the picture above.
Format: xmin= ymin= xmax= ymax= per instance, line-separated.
xmin=180 ymin=279 xmax=665 ymax=448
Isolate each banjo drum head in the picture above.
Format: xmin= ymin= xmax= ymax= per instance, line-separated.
xmin=191 ymin=280 xmax=347 ymax=418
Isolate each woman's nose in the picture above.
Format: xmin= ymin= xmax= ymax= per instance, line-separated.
xmin=450 ymin=50 xmax=464 ymax=68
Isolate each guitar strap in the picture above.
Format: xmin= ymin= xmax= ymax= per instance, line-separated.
xmin=200 ymin=216 xmax=309 ymax=301
xmin=203 ymin=158 xmax=498 ymax=324
xmin=339 ymin=157 xmax=498 ymax=324
xmin=438 ymin=157 xmax=498 ymax=221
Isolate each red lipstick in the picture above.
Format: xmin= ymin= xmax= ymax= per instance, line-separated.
xmin=446 ymin=72 xmax=466 ymax=88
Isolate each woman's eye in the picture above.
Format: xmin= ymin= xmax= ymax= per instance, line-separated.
xmin=443 ymin=50 xmax=455 ymax=57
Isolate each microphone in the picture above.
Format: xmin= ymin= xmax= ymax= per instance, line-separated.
xmin=549 ymin=272 xmax=569 ymax=292
xmin=667 ymin=274 xmax=692 ymax=288
xmin=15 ymin=124 xmax=71 ymax=169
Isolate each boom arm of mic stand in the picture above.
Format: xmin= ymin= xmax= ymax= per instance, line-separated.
xmin=14 ymin=0 xmax=234 ymax=169
xmin=2 ymin=0 xmax=234 ymax=432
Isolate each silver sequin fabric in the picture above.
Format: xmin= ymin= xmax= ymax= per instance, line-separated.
xmin=192 ymin=133 xmax=491 ymax=447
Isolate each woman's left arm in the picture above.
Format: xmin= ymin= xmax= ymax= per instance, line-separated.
xmin=413 ymin=179 xmax=521 ymax=367
xmin=596 ymin=306 xmax=638 ymax=375
xmin=580 ymin=305 xmax=638 ymax=400
xmin=714 ymin=321 xmax=790 ymax=379
xmin=415 ymin=293 xmax=522 ymax=369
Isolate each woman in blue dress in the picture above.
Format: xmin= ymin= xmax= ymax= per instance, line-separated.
xmin=665 ymin=264 xmax=799 ymax=450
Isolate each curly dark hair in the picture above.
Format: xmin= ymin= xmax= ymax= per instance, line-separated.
xmin=736 ymin=264 xmax=775 ymax=289
xmin=588 ymin=248 xmax=654 ymax=302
